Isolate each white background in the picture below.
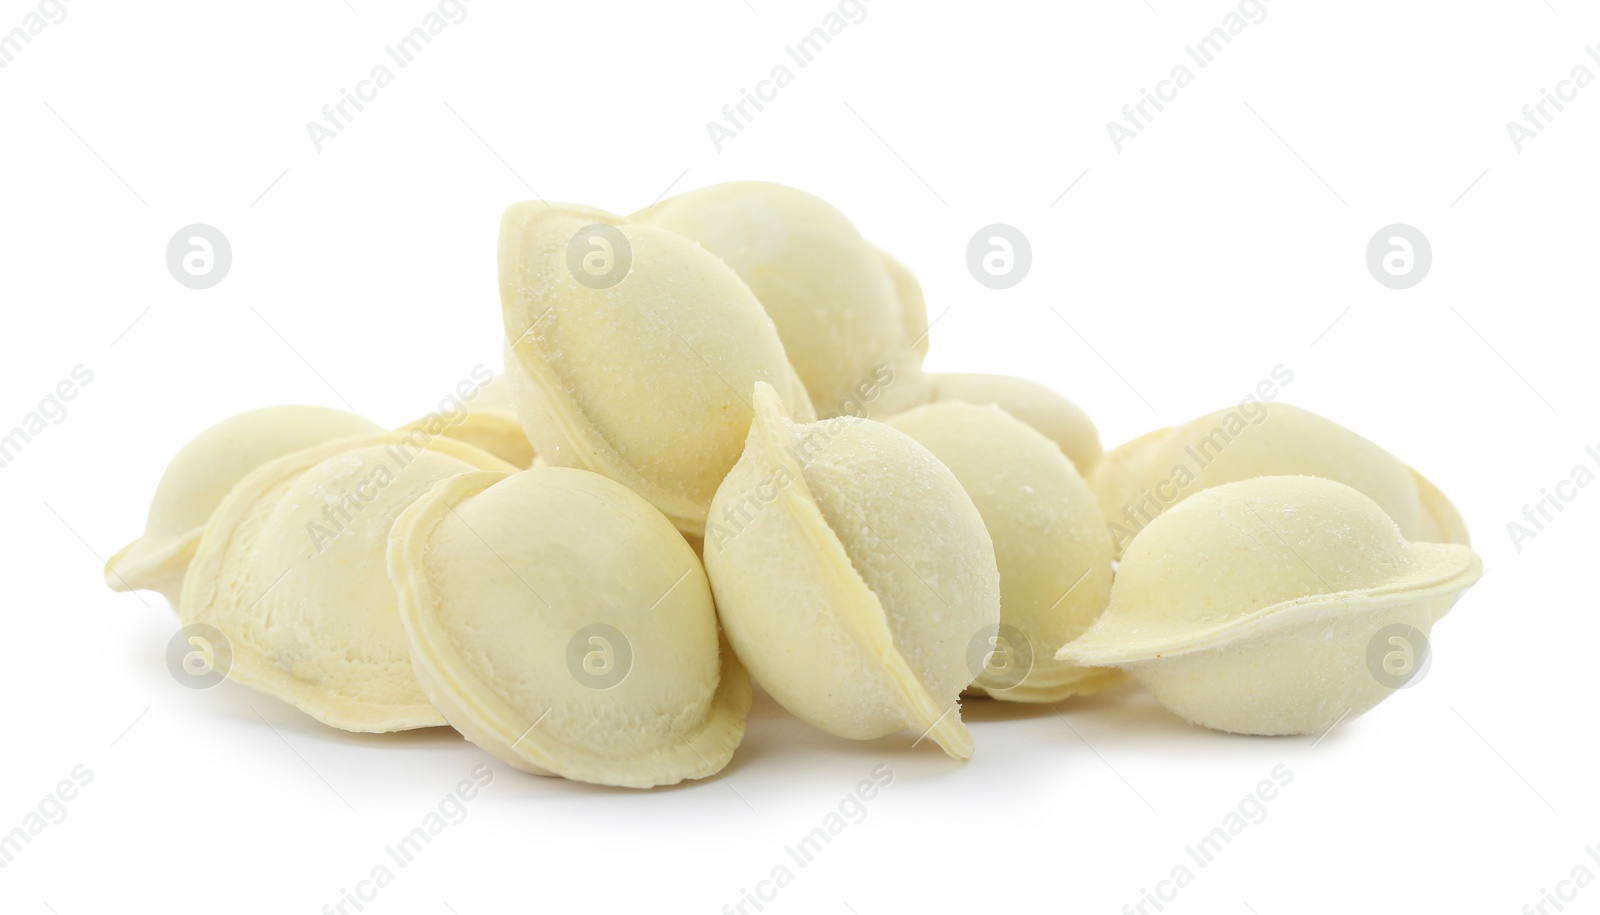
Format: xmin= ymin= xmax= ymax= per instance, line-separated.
xmin=2 ymin=1 xmax=1596 ymax=913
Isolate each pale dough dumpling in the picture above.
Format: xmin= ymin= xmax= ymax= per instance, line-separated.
xmin=877 ymin=247 xmax=930 ymax=367
xmin=180 ymin=431 xmax=515 ymax=732
xmin=1091 ymin=402 xmax=1469 ymax=558
xmin=106 ymin=405 xmax=382 ymax=609
xmin=402 ymin=373 xmax=535 ymax=469
xmin=887 ymin=402 xmax=1119 ymax=702
xmin=704 ymin=382 xmax=1000 ymax=759
xmin=634 ymin=182 xmax=930 ymax=419
xmin=928 ymin=373 xmax=1102 ymax=475
xmin=1056 ymin=476 xmax=1482 ymax=736
xmin=499 ymin=201 xmax=815 ymax=537
xmin=387 ymin=467 xmax=750 ymax=788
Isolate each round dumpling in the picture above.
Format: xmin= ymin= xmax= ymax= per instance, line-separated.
xmin=887 ymin=402 xmax=1118 ymax=702
xmin=704 ymin=382 xmax=999 ymax=759
xmin=499 ymin=201 xmax=815 ymax=537
xmin=927 ymin=373 xmax=1101 ymax=475
xmin=179 ymin=431 xmax=515 ymax=731
xmin=1057 ymin=476 xmax=1481 ymax=735
xmin=634 ymin=182 xmax=930 ymax=419
xmin=1091 ymin=402 xmax=1469 ymax=558
xmin=388 ymin=467 xmax=749 ymax=788
xmin=106 ymin=405 xmax=381 ymax=609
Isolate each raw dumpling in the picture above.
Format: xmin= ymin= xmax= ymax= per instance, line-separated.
xmin=106 ymin=405 xmax=382 ymax=608
xmin=927 ymin=373 xmax=1102 ymax=475
xmin=634 ymin=182 xmax=930 ymax=419
xmin=704 ymin=382 xmax=1000 ymax=759
xmin=499 ymin=201 xmax=815 ymax=537
xmin=179 ymin=431 xmax=515 ymax=732
xmin=1090 ymin=402 xmax=1469 ymax=558
xmin=887 ymin=402 xmax=1119 ymax=702
xmin=388 ymin=467 xmax=749 ymax=788
xmin=1056 ymin=476 xmax=1481 ymax=735
xmin=402 ymin=372 xmax=535 ymax=469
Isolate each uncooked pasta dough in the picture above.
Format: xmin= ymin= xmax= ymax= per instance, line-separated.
xmin=1090 ymin=402 xmax=1469 ymax=558
xmin=105 ymin=179 xmax=1490 ymax=781
xmin=703 ymin=382 xmax=1000 ymax=759
xmin=1055 ymin=475 xmax=1481 ymax=735
xmin=388 ymin=466 xmax=749 ymax=788
xmin=634 ymin=181 xmax=930 ymax=419
xmin=401 ymin=373 xmax=535 ymax=469
xmin=926 ymin=372 xmax=1102 ymax=474
xmin=887 ymin=402 xmax=1119 ymax=702
xmin=106 ymin=405 xmax=382 ymax=609
xmin=498 ymin=201 xmax=815 ymax=537
xmin=179 ymin=431 xmax=515 ymax=732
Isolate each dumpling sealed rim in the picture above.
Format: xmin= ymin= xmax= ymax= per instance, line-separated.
xmin=107 ymin=404 xmax=384 ymax=606
xmin=497 ymin=201 xmax=815 ymax=537
xmin=884 ymin=400 xmax=1117 ymax=704
xmin=180 ymin=431 xmax=516 ymax=731
xmin=1087 ymin=402 xmax=1472 ymax=559
xmin=388 ymin=469 xmax=752 ymax=788
xmin=399 ymin=409 xmax=534 ymax=469
xmin=1057 ymin=477 xmax=1482 ymax=666
xmin=1059 ymin=544 xmax=1479 ymax=665
xmin=708 ymin=381 xmax=989 ymax=759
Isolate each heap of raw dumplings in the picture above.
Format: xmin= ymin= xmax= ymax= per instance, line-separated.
xmin=107 ymin=181 xmax=1482 ymax=788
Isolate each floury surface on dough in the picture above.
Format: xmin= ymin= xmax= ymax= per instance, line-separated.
xmin=1056 ymin=475 xmax=1482 ymax=736
xmin=924 ymin=372 xmax=1103 ymax=476
xmin=400 ymin=370 xmax=536 ymax=469
xmin=497 ymin=201 xmax=815 ymax=538
xmin=109 ymin=376 xmax=531 ymax=612
xmin=387 ymin=467 xmax=750 ymax=789
xmin=1090 ymin=400 xmax=1470 ymax=558
xmin=106 ymin=405 xmax=384 ymax=610
xmin=703 ymin=382 xmax=1000 ymax=759
xmin=632 ymin=181 xmax=932 ymax=420
xmin=179 ymin=431 xmax=516 ymax=733
xmin=887 ymin=402 xmax=1119 ymax=703
xmin=104 ymin=179 xmax=1490 ymax=784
